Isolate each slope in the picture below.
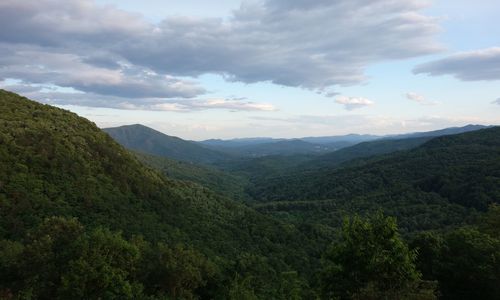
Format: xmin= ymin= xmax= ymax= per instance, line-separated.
xmin=0 ymin=90 xmax=332 ymax=298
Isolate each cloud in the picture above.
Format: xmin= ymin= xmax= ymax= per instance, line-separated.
xmin=0 ymin=44 xmax=205 ymax=99
xmin=324 ymin=91 xmax=340 ymax=98
xmin=405 ymin=92 xmax=438 ymax=105
xmin=125 ymin=0 xmax=441 ymax=89
xmin=493 ymin=98 xmax=500 ymax=105
xmin=0 ymin=84 xmax=275 ymax=112
xmin=414 ymin=47 xmax=500 ymax=81
xmin=0 ymin=0 xmax=441 ymax=107
xmin=335 ymin=96 xmax=374 ymax=110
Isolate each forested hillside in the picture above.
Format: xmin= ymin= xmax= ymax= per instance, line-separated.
xmin=2 ymin=90 xmax=500 ymax=299
xmin=0 ymin=90 xmax=331 ymax=299
xmin=250 ymin=127 xmax=500 ymax=232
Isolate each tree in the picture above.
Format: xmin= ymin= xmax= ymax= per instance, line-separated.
xmin=143 ymin=243 xmax=216 ymax=299
xmin=410 ymin=232 xmax=444 ymax=281
xmin=320 ymin=212 xmax=423 ymax=299
xmin=437 ymin=228 xmax=500 ymax=300
xmin=58 ymin=228 xmax=143 ymax=299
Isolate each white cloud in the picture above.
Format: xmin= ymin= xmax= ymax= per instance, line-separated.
xmin=335 ymin=96 xmax=374 ymax=110
xmin=414 ymin=47 xmax=500 ymax=81
xmin=405 ymin=92 xmax=438 ymax=105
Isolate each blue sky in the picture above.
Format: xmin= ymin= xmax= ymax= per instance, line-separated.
xmin=1 ymin=0 xmax=499 ymax=140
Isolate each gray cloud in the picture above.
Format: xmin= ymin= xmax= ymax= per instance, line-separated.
xmin=123 ymin=0 xmax=441 ymax=89
xmin=0 ymin=0 xmax=443 ymax=112
xmin=414 ymin=47 xmax=500 ymax=81
xmin=493 ymin=98 xmax=500 ymax=105
xmin=0 ymin=44 xmax=205 ymax=98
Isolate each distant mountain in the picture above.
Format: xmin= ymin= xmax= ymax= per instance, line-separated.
xmin=387 ymin=124 xmax=490 ymax=139
xmin=216 ymin=124 xmax=491 ymax=187
xmin=303 ymin=124 xmax=491 ymax=170
xmin=104 ymin=124 xmax=229 ymax=164
xmin=199 ymin=127 xmax=489 ymax=158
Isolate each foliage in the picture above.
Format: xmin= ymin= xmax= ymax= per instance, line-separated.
xmin=135 ymin=151 xmax=250 ymax=202
xmin=411 ymin=205 xmax=500 ymax=299
xmin=320 ymin=213 xmax=426 ymax=299
xmin=0 ymin=90 xmax=331 ymax=298
xmin=0 ymin=217 xmax=218 ymax=299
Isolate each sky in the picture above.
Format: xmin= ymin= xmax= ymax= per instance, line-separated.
xmin=0 ymin=0 xmax=499 ymax=140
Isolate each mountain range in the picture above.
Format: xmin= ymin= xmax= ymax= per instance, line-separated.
xmin=2 ymin=89 xmax=500 ymax=299
xmin=105 ymin=123 xmax=489 ymax=160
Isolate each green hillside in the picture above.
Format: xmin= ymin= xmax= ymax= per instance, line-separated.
xmin=250 ymin=127 xmax=500 ymax=232
xmin=134 ymin=152 xmax=250 ymax=201
xmin=104 ymin=124 xmax=229 ymax=164
xmin=0 ymin=90 xmax=330 ymax=299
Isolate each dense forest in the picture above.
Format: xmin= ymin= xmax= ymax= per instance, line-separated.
xmin=1 ymin=89 xmax=500 ymax=299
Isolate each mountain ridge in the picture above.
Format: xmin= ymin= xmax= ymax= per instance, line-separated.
xmin=103 ymin=124 xmax=230 ymax=164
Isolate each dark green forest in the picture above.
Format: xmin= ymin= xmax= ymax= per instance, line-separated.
xmin=1 ymin=90 xmax=500 ymax=299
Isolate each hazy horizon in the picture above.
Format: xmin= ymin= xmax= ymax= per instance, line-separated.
xmin=99 ymin=122 xmax=495 ymax=142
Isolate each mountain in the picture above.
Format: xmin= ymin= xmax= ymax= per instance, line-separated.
xmin=104 ymin=124 xmax=229 ymax=164
xmin=250 ymin=127 xmax=500 ymax=232
xmin=215 ymin=125 xmax=490 ymax=196
xmin=199 ymin=126 xmax=487 ymax=158
xmin=0 ymin=90 xmax=330 ymax=299
xmin=387 ymin=124 xmax=490 ymax=139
